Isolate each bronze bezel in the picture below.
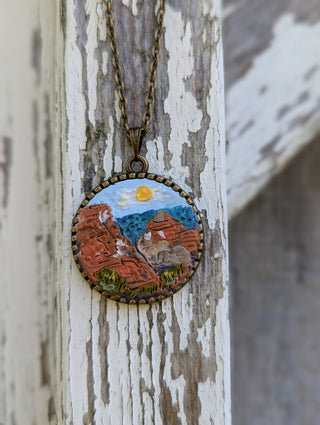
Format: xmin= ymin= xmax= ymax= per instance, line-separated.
xmin=71 ymin=172 xmax=204 ymax=304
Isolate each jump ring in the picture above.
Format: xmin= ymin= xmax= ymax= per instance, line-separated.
xmin=126 ymin=155 xmax=149 ymax=173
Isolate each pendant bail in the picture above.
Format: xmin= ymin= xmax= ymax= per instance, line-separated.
xmin=126 ymin=127 xmax=148 ymax=173
xmin=128 ymin=127 xmax=143 ymax=159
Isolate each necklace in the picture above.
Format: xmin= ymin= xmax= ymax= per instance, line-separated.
xmin=71 ymin=0 xmax=203 ymax=304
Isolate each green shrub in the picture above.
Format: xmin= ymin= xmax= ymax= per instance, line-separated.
xmin=98 ymin=267 xmax=127 ymax=296
xmin=160 ymin=264 xmax=182 ymax=286
xmin=140 ymin=284 xmax=159 ymax=295
xmin=125 ymin=288 xmax=137 ymax=299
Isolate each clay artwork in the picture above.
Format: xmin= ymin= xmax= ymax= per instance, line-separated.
xmin=72 ymin=174 xmax=203 ymax=303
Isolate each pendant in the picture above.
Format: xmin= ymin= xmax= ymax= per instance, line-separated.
xmin=71 ymin=173 xmax=203 ymax=304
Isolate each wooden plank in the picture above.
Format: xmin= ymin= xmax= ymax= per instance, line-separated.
xmin=56 ymin=0 xmax=231 ymax=424
xmin=223 ymin=0 xmax=320 ymax=219
xmin=229 ymin=137 xmax=320 ymax=425
xmin=0 ymin=0 xmax=60 ymax=424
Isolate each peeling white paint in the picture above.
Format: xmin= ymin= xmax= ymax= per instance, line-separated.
xmin=145 ymin=137 xmax=166 ymax=175
xmin=211 ymin=290 xmax=232 ymax=425
xmin=60 ymin=1 xmax=230 ymax=425
xmin=65 ymin=1 xmax=87 ymax=204
xmin=103 ymin=115 xmax=114 ymax=174
xmin=121 ymin=0 xmax=138 ymax=17
xmin=198 ymin=16 xmax=225 ymax=230
xmin=97 ymin=0 xmax=108 ymax=41
xmin=173 ymin=290 xmax=194 ymax=351
xmin=227 ymin=13 xmax=320 ymax=218
xmin=102 ymin=50 xmax=109 ymax=75
xmin=197 ymin=317 xmax=212 ymax=358
xmin=202 ymin=0 xmax=221 ymax=18
xmin=202 ymin=27 xmax=207 ymax=45
xmin=161 ymin=298 xmax=188 ymax=425
xmin=197 ymin=292 xmax=231 ymax=425
xmin=114 ymin=155 xmax=123 ymax=173
xmin=86 ymin=0 xmax=99 ymax=126
xmin=163 ymin=6 xmax=203 ymax=185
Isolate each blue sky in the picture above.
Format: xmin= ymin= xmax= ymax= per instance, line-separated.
xmin=88 ymin=178 xmax=188 ymax=218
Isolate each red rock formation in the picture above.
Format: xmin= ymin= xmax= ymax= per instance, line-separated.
xmin=177 ymin=229 xmax=200 ymax=255
xmin=75 ymin=204 xmax=160 ymax=289
xmin=137 ymin=210 xmax=200 ymax=272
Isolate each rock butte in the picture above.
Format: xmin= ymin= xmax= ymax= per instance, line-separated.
xmin=75 ymin=204 xmax=200 ymax=294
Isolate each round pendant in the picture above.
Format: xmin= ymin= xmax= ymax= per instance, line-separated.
xmin=71 ymin=173 xmax=203 ymax=304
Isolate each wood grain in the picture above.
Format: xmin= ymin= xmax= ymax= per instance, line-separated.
xmin=223 ymin=0 xmax=320 ymax=218
xmin=0 ymin=1 xmax=230 ymax=422
xmin=58 ymin=0 xmax=230 ymax=424
xmin=0 ymin=1 xmax=61 ymax=424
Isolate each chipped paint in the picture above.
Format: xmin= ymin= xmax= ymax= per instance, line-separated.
xmin=103 ymin=115 xmax=115 ymax=175
xmin=164 ymin=7 xmax=203 ymax=186
xmin=65 ymin=0 xmax=87 ymax=201
xmin=121 ymin=0 xmax=138 ymax=16
xmin=145 ymin=137 xmax=166 ymax=176
xmin=226 ymin=13 xmax=320 ymax=218
xmin=198 ymin=15 xmax=225 ymax=230
xmin=0 ymin=0 xmax=59 ymax=423
xmin=62 ymin=1 xmax=230 ymax=424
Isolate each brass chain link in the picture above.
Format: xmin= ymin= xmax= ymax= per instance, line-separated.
xmin=105 ymin=0 xmax=165 ymax=142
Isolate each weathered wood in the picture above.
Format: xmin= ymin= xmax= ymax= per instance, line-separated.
xmin=59 ymin=0 xmax=231 ymax=424
xmin=0 ymin=1 xmax=61 ymax=424
xmin=1 ymin=1 xmax=230 ymax=423
xmin=229 ymin=137 xmax=320 ymax=425
xmin=223 ymin=0 xmax=320 ymax=218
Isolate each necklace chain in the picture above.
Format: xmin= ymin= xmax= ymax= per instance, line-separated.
xmin=105 ymin=0 xmax=166 ymax=142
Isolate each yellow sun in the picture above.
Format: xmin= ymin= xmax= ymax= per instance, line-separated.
xmin=136 ymin=185 xmax=153 ymax=201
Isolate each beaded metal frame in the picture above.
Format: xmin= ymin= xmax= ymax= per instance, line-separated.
xmin=71 ymin=172 xmax=204 ymax=304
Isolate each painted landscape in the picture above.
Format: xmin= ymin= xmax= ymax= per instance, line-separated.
xmin=74 ymin=179 xmax=201 ymax=302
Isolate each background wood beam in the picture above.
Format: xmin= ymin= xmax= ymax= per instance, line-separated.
xmin=223 ymin=0 xmax=320 ymax=219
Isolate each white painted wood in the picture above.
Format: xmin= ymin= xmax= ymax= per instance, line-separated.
xmin=57 ymin=0 xmax=231 ymax=424
xmin=0 ymin=0 xmax=230 ymax=423
xmin=224 ymin=2 xmax=320 ymax=219
xmin=0 ymin=0 xmax=60 ymax=424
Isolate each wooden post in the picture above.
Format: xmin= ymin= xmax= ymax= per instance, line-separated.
xmin=0 ymin=0 xmax=61 ymax=424
xmin=0 ymin=0 xmax=230 ymax=424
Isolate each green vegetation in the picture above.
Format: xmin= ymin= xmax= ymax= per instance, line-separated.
xmin=98 ymin=267 xmax=127 ymax=296
xmin=160 ymin=264 xmax=182 ymax=286
xmin=125 ymin=288 xmax=137 ymax=299
xmin=140 ymin=284 xmax=159 ymax=295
